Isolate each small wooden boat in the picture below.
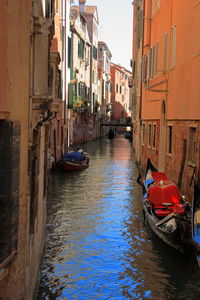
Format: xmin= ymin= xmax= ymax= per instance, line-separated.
xmin=58 ymin=151 xmax=89 ymax=171
xmin=137 ymin=159 xmax=199 ymax=253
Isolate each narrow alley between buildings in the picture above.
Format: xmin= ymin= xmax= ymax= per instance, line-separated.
xmin=37 ymin=136 xmax=200 ymax=300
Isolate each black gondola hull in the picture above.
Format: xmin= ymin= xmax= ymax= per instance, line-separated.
xmin=143 ymin=202 xmax=184 ymax=252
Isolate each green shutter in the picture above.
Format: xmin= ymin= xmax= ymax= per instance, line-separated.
xmin=68 ymin=83 xmax=73 ymax=108
xmin=68 ymin=37 xmax=71 ymax=68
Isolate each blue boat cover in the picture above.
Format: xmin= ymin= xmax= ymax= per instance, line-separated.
xmin=62 ymin=151 xmax=85 ymax=162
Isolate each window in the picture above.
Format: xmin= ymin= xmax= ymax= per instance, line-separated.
xmin=142 ymin=123 xmax=146 ymax=145
xmin=152 ymin=124 xmax=156 ymax=148
xmin=120 ymin=86 xmax=122 ymax=94
xmin=148 ymin=124 xmax=152 ymax=147
xmin=68 ymin=37 xmax=72 ymax=68
xmin=170 ymin=25 xmax=176 ymax=69
xmin=152 ymin=45 xmax=155 ymax=78
xmin=93 ymin=45 xmax=98 ymax=60
xmin=189 ymin=127 xmax=197 ymax=162
xmin=147 ymin=49 xmax=151 ymax=80
xmin=78 ymin=39 xmax=84 ymax=59
xmin=149 ymin=48 xmax=153 ymax=79
xmin=142 ymin=55 xmax=147 ymax=82
xmin=163 ymin=33 xmax=168 ymax=72
xmin=154 ymin=42 xmax=159 ymax=77
xmin=116 ymin=84 xmax=118 ymax=93
xmin=168 ymin=125 xmax=173 ymax=154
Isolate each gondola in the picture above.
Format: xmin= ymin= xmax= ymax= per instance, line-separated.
xmin=58 ymin=151 xmax=89 ymax=171
xmin=137 ymin=159 xmax=199 ymax=254
xmin=192 ymin=183 xmax=200 ymax=263
xmin=124 ymin=130 xmax=132 ymax=139
xmin=108 ymin=129 xmax=115 ymax=139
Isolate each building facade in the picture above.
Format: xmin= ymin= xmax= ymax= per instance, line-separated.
xmin=132 ymin=0 xmax=200 ymax=202
xmin=69 ymin=6 xmax=91 ymax=145
xmin=110 ymin=63 xmax=132 ymax=127
xmin=98 ymin=41 xmax=112 ymax=131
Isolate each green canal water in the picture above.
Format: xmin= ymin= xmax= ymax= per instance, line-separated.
xmin=37 ymin=135 xmax=200 ymax=299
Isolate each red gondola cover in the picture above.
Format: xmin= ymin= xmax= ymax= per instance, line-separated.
xmin=147 ymin=172 xmax=185 ymax=216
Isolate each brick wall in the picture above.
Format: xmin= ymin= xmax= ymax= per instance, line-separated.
xmin=141 ymin=119 xmax=200 ymax=203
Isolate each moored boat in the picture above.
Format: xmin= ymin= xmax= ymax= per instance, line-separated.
xmin=108 ymin=129 xmax=115 ymax=139
xmin=58 ymin=151 xmax=89 ymax=171
xmin=137 ymin=159 xmax=199 ymax=254
xmin=192 ymin=183 xmax=200 ymax=263
xmin=124 ymin=130 xmax=132 ymax=139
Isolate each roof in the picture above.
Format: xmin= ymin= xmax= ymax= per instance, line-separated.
xmin=84 ymin=6 xmax=97 ymax=14
xmin=71 ymin=6 xmax=97 ymax=14
xmin=98 ymin=41 xmax=112 ymax=58
xmin=110 ymin=62 xmax=132 ymax=75
xmin=71 ymin=5 xmax=99 ymax=23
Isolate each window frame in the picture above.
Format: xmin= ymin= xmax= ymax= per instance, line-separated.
xmin=167 ymin=124 xmax=173 ymax=155
xmin=148 ymin=123 xmax=152 ymax=148
xmin=188 ymin=126 xmax=197 ymax=163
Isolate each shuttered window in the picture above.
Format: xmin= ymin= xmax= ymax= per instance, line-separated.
xmin=148 ymin=124 xmax=152 ymax=147
xmin=170 ymin=25 xmax=176 ymax=69
xmin=152 ymin=124 xmax=156 ymax=148
xmin=68 ymin=83 xmax=73 ymax=108
xmin=93 ymin=46 xmax=98 ymax=60
xmin=189 ymin=127 xmax=197 ymax=162
xmin=154 ymin=42 xmax=159 ymax=77
xmin=142 ymin=123 xmax=146 ymax=145
xmin=68 ymin=37 xmax=72 ymax=68
xmin=149 ymin=48 xmax=153 ymax=79
xmin=147 ymin=49 xmax=151 ymax=80
xmin=78 ymin=39 xmax=84 ymax=59
xmin=168 ymin=125 xmax=173 ymax=154
xmin=142 ymin=55 xmax=147 ymax=82
xmin=163 ymin=33 xmax=168 ymax=73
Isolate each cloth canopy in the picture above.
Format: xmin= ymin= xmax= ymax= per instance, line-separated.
xmin=62 ymin=151 xmax=85 ymax=162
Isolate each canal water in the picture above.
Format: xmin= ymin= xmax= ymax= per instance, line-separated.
xmin=37 ymin=135 xmax=200 ymax=300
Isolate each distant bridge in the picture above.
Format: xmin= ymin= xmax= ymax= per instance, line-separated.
xmin=101 ymin=123 xmax=132 ymax=127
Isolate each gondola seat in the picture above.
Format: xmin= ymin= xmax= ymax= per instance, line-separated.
xmin=154 ymin=203 xmax=185 ymax=217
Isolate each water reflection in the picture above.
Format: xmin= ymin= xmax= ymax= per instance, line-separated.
xmin=37 ymin=136 xmax=200 ymax=300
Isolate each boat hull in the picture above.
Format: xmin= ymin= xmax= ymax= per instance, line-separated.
xmin=59 ymin=160 xmax=89 ymax=171
xmin=143 ymin=202 xmax=184 ymax=252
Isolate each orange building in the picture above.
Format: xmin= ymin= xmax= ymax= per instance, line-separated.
xmin=0 ymin=0 xmax=56 ymax=298
xmin=110 ymin=63 xmax=132 ymax=125
xmin=132 ymin=0 xmax=200 ymax=201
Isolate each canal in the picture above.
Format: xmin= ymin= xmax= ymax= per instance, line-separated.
xmin=37 ymin=135 xmax=200 ymax=299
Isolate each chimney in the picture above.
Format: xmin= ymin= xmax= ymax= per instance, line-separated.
xmin=79 ymin=0 xmax=86 ymax=13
